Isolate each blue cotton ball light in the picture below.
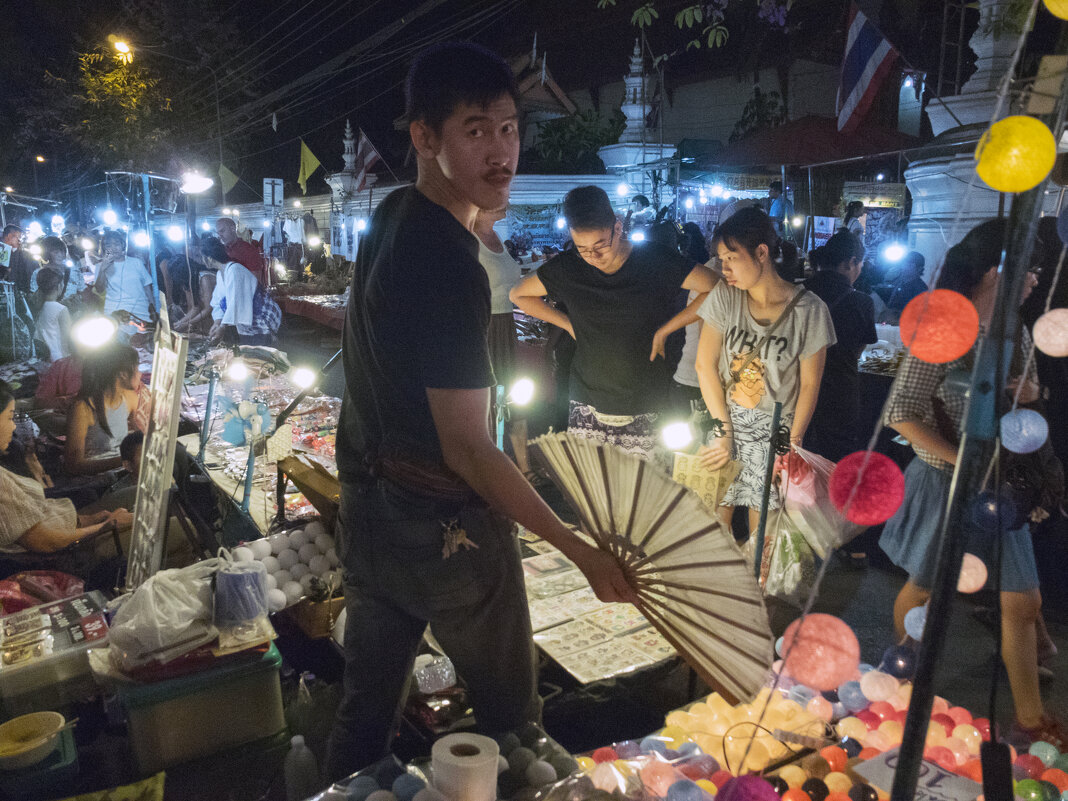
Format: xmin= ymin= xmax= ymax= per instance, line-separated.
xmin=392 ymin=773 xmax=426 ymax=801
xmin=904 ymin=605 xmax=928 ymax=640
xmin=1000 ymin=409 xmax=1048 ymax=454
xmin=837 ymin=680 xmax=869 ymax=713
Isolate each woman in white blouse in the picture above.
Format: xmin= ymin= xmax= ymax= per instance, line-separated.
xmin=0 ymin=382 xmax=131 ymax=553
xmin=201 ymin=236 xmax=279 ymax=346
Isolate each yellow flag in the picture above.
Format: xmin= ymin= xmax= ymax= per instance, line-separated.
xmin=218 ymin=164 xmax=239 ymax=195
xmin=297 ymin=139 xmax=321 ymax=195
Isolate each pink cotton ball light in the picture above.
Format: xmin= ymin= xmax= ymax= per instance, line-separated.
xmin=829 ymin=451 xmax=905 ymax=525
xmin=1034 ymin=308 xmax=1068 ymax=357
xmin=957 ymin=553 xmax=988 ymax=593
xmin=779 ymin=613 xmax=861 ymax=692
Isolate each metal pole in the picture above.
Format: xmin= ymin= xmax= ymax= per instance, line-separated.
xmin=241 ymin=440 xmax=256 ymax=514
xmin=752 ymin=401 xmax=783 ymax=579
xmin=496 ymin=384 xmax=507 ymax=450
xmin=890 ymin=51 xmax=1068 ymax=801
xmin=211 ymin=67 xmax=225 ymax=208
xmin=198 ymin=370 xmax=218 ymax=462
xmin=142 ymin=173 xmax=159 ymax=308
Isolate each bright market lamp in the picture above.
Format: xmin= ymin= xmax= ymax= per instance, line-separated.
xmin=165 ymin=225 xmax=184 ymax=242
xmin=881 ymin=242 xmax=907 ymax=262
xmin=290 ymin=366 xmax=317 ymax=390
xmin=72 ymin=316 xmax=118 ymax=349
xmin=661 ymin=421 xmax=695 ymax=451
xmin=508 ymin=377 xmax=535 ymax=406
xmin=180 ymin=171 xmax=214 ymax=194
xmin=227 ymin=360 xmax=250 ymax=381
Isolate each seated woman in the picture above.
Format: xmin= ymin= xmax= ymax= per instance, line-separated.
xmin=201 ymin=237 xmax=280 ymax=346
xmin=64 ymin=343 xmax=141 ymax=478
xmin=0 ymin=382 xmax=131 ymax=554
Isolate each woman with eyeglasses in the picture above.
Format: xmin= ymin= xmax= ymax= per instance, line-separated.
xmin=510 ymin=186 xmax=717 ymax=466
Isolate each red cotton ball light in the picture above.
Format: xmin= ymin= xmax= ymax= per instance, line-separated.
xmin=780 ymin=613 xmax=861 ymax=692
xmin=900 ymin=290 xmax=980 ymax=364
xmin=829 ymin=452 xmax=905 ymax=525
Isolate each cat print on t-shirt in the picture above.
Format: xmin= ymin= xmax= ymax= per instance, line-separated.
xmin=729 ymin=352 xmax=766 ymax=408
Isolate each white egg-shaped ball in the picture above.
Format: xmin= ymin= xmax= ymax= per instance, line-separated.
xmin=282 ymin=580 xmax=304 ymax=604
xmin=304 ymin=520 xmax=326 ymax=540
xmin=260 ymin=555 xmax=280 ymax=574
xmin=267 ymin=588 xmax=287 ymax=612
xmin=288 ymin=530 xmax=308 ymax=550
xmin=232 ymin=546 xmax=255 ymax=562
xmin=273 ymin=568 xmax=292 ymax=586
xmin=268 ymin=532 xmax=289 ymax=554
xmin=315 ymin=533 xmax=334 ymax=553
xmin=308 ymin=555 xmax=330 ymax=575
xmin=277 ymin=548 xmax=299 ymax=570
xmin=249 ymin=539 xmax=273 ymax=559
xmin=325 ymin=547 xmax=339 ymax=567
xmin=265 ymin=572 xmax=278 ymax=591
xmin=299 ymin=543 xmax=320 ymax=564
xmin=289 ymin=563 xmax=309 ymax=580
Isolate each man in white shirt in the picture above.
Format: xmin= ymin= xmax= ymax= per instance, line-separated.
xmin=96 ymin=231 xmax=156 ymax=328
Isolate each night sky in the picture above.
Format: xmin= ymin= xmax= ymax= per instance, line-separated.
xmin=0 ymin=0 xmax=1059 ymax=209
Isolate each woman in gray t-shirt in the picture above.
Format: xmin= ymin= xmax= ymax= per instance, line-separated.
xmin=695 ymin=208 xmax=835 ymax=532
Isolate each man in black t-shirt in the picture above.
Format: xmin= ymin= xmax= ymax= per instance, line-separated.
xmin=325 ymin=45 xmax=635 ymax=781
xmin=804 ymin=230 xmax=877 ymax=461
xmin=510 ymin=186 xmax=717 ymax=464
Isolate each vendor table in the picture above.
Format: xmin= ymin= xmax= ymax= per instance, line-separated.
xmin=278 ymin=294 xmax=347 ymax=331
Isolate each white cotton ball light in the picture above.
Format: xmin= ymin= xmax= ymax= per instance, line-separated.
xmin=299 ymin=543 xmax=320 ymax=564
xmin=315 ymin=533 xmax=334 ymax=553
xmin=232 ymin=546 xmax=255 ymax=562
xmin=1033 ymin=308 xmax=1068 ymax=357
xmin=304 ymin=520 xmax=326 ymax=540
xmin=282 ymin=580 xmax=304 ymax=604
xmin=268 ymin=532 xmax=289 ymax=554
xmin=260 ymin=555 xmax=280 ymax=574
xmin=288 ymin=529 xmax=308 ymax=550
xmin=265 ymin=573 xmax=278 ymax=591
xmin=289 ymin=563 xmax=309 ymax=581
xmin=325 ymin=547 xmax=339 ymax=567
xmin=249 ymin=539 xmax=272 ymax=559
xmin=299 ymin=573 xmax=317 ymax=593
xmin=267 ymin=589 xmax=287 ymax=612
xmin=273 ymin=569 xmax=292 ymax=587
xmin=277 ymin=548 xmax=299 ymax=570
xmin=308 ymin=555 xmax=330 ymax=575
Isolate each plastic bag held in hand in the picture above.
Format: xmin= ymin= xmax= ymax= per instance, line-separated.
xmin=108 ymin=558 xmax=226 ymax=672
xmin=777 ymin=450 xmax=816 ymax=506
xmin=777 ymin=446 xmax=856 ymax=559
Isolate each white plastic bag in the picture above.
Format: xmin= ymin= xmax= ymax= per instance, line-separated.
xmin=754 ymin=508 xmax=817 ymax=607
xmin=777 ymin=447 xmax=859 ymax=559
xmin=108 ymin=558 xmax=226 ymax=672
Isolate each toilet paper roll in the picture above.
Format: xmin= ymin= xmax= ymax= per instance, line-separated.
xmin=431 ymin=733 xmax=500 ymax=801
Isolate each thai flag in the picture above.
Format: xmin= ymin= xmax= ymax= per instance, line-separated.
xmin=837 ymin=4 xmax=899 ymax=133
xmin=355 ymin=129 xmax=381 ymax=194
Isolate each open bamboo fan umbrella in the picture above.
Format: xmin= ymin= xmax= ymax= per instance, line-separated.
xmin=529 ymin=432 xmax=775 ymax=704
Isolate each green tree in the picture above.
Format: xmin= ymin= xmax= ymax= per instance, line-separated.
xmin=523 ymin=110 xmax=627 ymax=174
xmin=729 ymin=85 xmax=786 ymax=142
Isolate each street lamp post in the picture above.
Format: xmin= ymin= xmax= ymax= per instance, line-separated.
xmin=112 ymin=39 xmax=226 ymax=206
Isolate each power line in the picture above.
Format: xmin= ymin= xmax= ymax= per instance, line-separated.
xmin=222 ymin=0 xmax=519 ymax=164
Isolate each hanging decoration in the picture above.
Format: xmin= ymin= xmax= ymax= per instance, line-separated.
xmin=779 ymin=613 xmax=860 ymax=692
xmin=956 ymin=553 xmax=988 ymax=593
xmin=1033 ymin=308 xmax=1068 ymax=357
xmin=999 ymin=408 xmax=1049 ymax=454
xmin=828 ymin=451 xmax=905 ymax=525
xmin=899 ymin=290 xmax=980 ymax=364
xmin=974 ymin=115 xmax=1056 ymax=193
xmin=1042 ymin=0 xmax=1068 ymax=20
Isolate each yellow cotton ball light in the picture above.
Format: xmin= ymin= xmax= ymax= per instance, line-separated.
xmin=975 ymin=116 xmax=1056 ymax=193
xmin=1043 ymin=0 xmax=1068 ymax=18
xmin=779 ymin=765 xmax=809 ymax=789
xmin=697 ymin=779 xmax=718 ymax=796
xmin=660 ymin=725 xmax=690 ymax=749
